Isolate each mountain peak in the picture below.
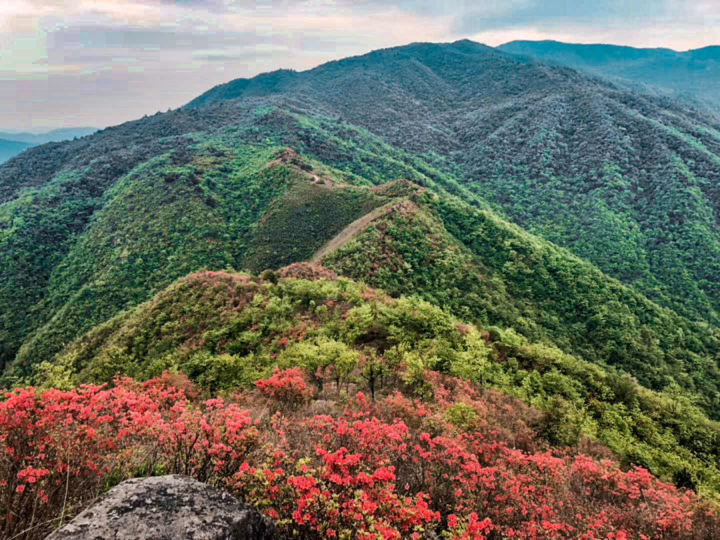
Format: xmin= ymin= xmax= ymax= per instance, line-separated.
xmin=187 ymin=39 xmax=507 ymax=109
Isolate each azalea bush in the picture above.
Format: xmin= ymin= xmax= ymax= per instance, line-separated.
xmin=254 ymin=367 xmax=314 ymax=409
xmin=1 ymin=369 xmax=718 ymax=539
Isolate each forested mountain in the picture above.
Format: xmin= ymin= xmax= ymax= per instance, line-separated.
xmin=8 ymin=270 xmax=720 ymax=539
xmin=188 ymin=40 xmax=720 ymax=325
xmin=3 ymin=39 xmax=720 ymax=517
xmin=498 ymin=40 xmax=720 ymax=114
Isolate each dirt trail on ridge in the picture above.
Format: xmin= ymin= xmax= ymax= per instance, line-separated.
xmin=310 ymin=202 xmax=396 ymax=263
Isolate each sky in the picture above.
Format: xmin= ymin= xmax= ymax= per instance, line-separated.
xmin=1 ymin=0 xmax=719 ymax=131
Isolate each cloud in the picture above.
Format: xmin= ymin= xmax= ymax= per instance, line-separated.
xmin=0 ymin=0 xmax=718 ymax=129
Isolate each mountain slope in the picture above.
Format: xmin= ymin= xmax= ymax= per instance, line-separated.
xmin=0 ymin=96 xmax=482 ymax=375
xmin=320 ymin=183 xmax=720 ymax=411
xmin=1 ymin=141 xmax=391 ymax=377
xmin=497 ymin=40 xmax=720 ymax=114
xmin=5 ymin=40 xmax=720 ymax=502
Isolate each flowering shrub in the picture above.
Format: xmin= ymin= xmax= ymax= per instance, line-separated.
xmin=0 ymin=373 xmax=258 ymax=539
xmin=1 ymin=371 xmax=719 ymax=539
xmin=254 ymin=367 xmax=313 ymax=409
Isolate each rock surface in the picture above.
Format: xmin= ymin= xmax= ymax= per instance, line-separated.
xmin=45 ymin=475 xmax=277 ymax=540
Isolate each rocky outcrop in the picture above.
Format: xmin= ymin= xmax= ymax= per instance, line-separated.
xmin=46 ymin=475 xmax=277 ymax=540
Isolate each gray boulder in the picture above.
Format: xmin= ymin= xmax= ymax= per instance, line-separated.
xmin=46 ymin=475 xmax=277 ymax=540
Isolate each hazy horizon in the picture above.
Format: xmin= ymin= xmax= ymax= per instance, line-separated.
xmin=2 ymin=0 xmax=719 ymax=131
xmin=9 ymin=36 xmax=720 ymax=134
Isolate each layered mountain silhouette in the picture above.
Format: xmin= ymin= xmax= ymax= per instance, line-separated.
xmin=498 ymin=40 xmax=720 ymax=114
xmin=0 ymin=139 xmax=32 ymax=165
xmin=0 ymin=128 xmax=98 ymax=165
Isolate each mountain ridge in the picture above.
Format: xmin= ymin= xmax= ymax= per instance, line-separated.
xmin=0 ymin=128 xmax=98 ymax=145
xmin=497 ymin=39 xmax=720 ymax=114
xmin=501 ymin=39 xmax=717 ymax=57
xmin=185 ymin=40 xmax=720 ymax=324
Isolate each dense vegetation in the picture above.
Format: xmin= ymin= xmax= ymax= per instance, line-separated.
xmin=4 ymin=271 xmax=720 ymax=539
xmin=5 ymin=42 xmax=720 ymax=363
xmin=1 ymin=143 xmax=289 ymax=375
xmin=7 ymin=371 xmax=719 ymax=540
xmin=323 ymin=185 xmax=720 ymax=418
xmin=0 ymin=141 xmax=388 ymax=379
xmin=190 ymin=40 xmax=720 ymax=326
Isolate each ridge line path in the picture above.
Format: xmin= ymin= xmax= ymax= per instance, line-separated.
xmin=310 ymin=202 xmax=396 ymax=263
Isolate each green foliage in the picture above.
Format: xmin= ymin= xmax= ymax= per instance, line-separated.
xmin=497 ymin=40 xmax=720 ymax=115
xmin=4 ymin=39 xmax=720 ymax=505
xmin=0 ymin=169 xmax=102 ymax=370
xmin=445 ymin=402 xmax=479 ymax=432
xmin=323 ymin=198 xmax=530 ymax=332
xmin=187 ymin=40 xmax=720 ymax=326
xmin=431 ymin=194 xmax=720 ymax=414
xmin=537 ymin=396 xmax=584 ymax=447
xmin=277 ymin=338 xmax=360 ymax=392
xmin=477 ymin=326 xmax=720 ymax=496
xmin=0 ymin=143 xmax=386 ymax=380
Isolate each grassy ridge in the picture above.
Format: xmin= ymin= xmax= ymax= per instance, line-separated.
xmin=0 ymin=107 xmax=492 ymax=378
xmin=4 ymin=121 xmax=720 ymax=424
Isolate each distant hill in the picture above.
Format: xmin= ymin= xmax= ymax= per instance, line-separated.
xmin=0 ymin=128 xmax=98 ymax=164
xmin=0 ymin=127 xmax=97 ymax=145
xmin=0 ymin=138 xmax=32 ymax=164
xmin=497 ymin=40 xmax=720 ymax=114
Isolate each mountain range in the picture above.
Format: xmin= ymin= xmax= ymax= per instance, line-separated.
xmin=0 ymin=139 xmax=33 ymax=164
xmin=498 ymin=40 xmax=720 ymax=115
xmin=3 ymin=38 xmax=720 ymax=509
xmin=0 ymin=128 xmax=98 ymax=165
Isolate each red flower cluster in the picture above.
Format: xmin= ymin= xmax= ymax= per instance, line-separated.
xmin=254 ymin=367 xmax=313 ymax=408
xmin=0 ymin=373 xmax=258 ymax=539
xmin=1 ymin=370 xmax=718 ymax=540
